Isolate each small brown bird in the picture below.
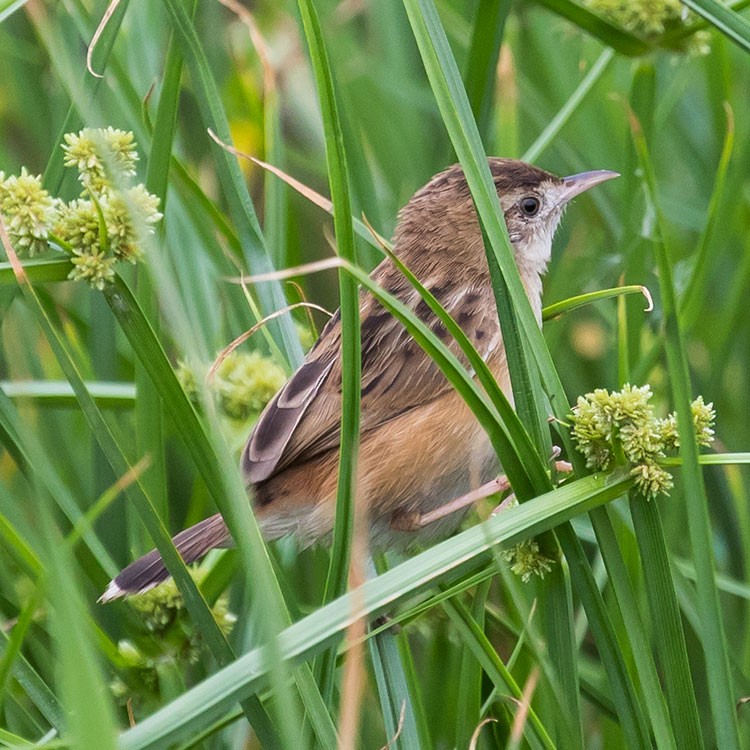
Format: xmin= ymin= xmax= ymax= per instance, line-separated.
xmin=102 ymin=158 xmax=617 ymax=601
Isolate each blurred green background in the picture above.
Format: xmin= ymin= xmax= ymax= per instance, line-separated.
xmin=0 ymin=1 xmax=749 ymax=748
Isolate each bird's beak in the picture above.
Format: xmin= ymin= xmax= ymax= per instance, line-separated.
xmin=555 ymin=170 xmax=619 ymax=207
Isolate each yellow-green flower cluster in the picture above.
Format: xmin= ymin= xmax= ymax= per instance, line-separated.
xmin=498 ymin=496 xmax=556 ymax=583
xmin=0 ymin=128 xmax=161 ymax=291
xmin=500 ymin=538 xmax=555 ymax=584
xmin=0 ymin=168 xmax=57 ymax=256
xmin=177 ymin=350 xmax=285 ymax=439
xmin=584 ymin=0 xmax=709 ymax=54
xmin=110 ymin=569 xmax=236 ymax=706
xmin=214 ymin=350 xmax=286 ymax=422
xmin=570 ymin=384 xmax=716 ymax=500
xmin=62 ymin=127 xmax=138 ymax=194
xmin=129 ymin=569 xmax=236 ymax=638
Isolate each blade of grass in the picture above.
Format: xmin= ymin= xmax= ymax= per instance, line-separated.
xmin=41 ymin=0 xmax=130 ymax=192
xmin=368 ymin=624 xmax=421 ymax=750
xmin=630 ymin=110 xmax=740 ymax=749
xmin=0 ymin=232 xmax=281 ymax=745
xmin=0 ymin=380 xmax=134 ymax=408
xmin=161 ymin=0 xmax=303 ymax=367
xmin=529 ymin=0 xmax=649 ymax=55
xmin=103 ymin=278 xmax=337 ymax=748
xmin=443 ymin=595 xmax=555 ymax=750
xmin=135 ymin=1 xmax=188 ymax=527
xmin=400 ymin=5 xmax=650 ymax=744
xmin=463 ymin=0 xmax=510 ymax=141
xmin=542 ymin=285 xmax=653 ymax=321
xmin=680 ymin=104 xmax=735 ymax=329
xmin=629 ymin=496 xmax=703 ymax=749
xmin=0 ymin=387 xmax=117 ymax=576
xmin=0 ymin=259 xmax=72 ymax=285
xmin=377 ymin=241 xmax=545 ymax=494
xmin=522 ymin=48 xmax=615 ymax=164
xmin=590 ymin=506 xmax=679 ymax=749
xmin=39 ymin=503 xmax=119 ymax=750
xmin=298 ymin=0 xmax=361 ymax=624
xmin=680 ymin=0 xmax=750 ymax=53
xmin=0 ymin=627 xmax=63 ymax=731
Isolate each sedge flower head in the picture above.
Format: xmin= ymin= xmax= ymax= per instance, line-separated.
xmin=62 ymin=127 xmax=138 ymax=195
xmin=501 ymin=539 xmax=555 ymax=583
xmin=213 ymin=350 xmax=286 ymax=422
xmin=584 ymin=0 xmax=710 ymax=54
xmin=104 ymin=185 xmax=162 ymax=263
xmin=570 ymin=384 xmax=716 ymax=501
xmin=0 ymin=168 xmax=57 ymax=257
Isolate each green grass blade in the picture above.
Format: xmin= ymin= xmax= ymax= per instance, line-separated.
xmin=297 ymin=0 xmax=361 ymax=717
xmin=681 ymin=0 xmax=750 ymax=53
xmin=522 ymin=48 xmax=615 ymax=164
xmin=297 ymin=0 xmax=360 ymax=611
xmin=629 ymin=496 xmax=703 ymax=749
xmin=41 ymin=511 xmax=119 ymax=750
xmin=680 ymin=105 xmax=735 ymax=329
xmin=555 ymin=522 xmax=652 ymax=748
xmin=590 ymin=507 xmax=678 ymax=749
xmin=368 ymin=628 xmax=422 ymax=750
xmin=542 ymin=285 xmax=652 ymax=322
xmin=104 ymin=277 xmax=339 ymax=747
xmin=443 ymin=595 xmax=555 ymax=750
xmin=463 ymin=0 xmax=511 ymax=141
xmin=631 ymin=112 xmax=741 ymax=749
xmin=0 ymin=259 xmax=72 ymax=285
xmin=41 ymin=0 xmax=130 ymax=193
xmin=160 ymin=0 xmax=302 ymax=367
xmin=5 ymin=262 xmax=280 ymax=744
xmin=530 ymin=0 xmax=649 ymax=55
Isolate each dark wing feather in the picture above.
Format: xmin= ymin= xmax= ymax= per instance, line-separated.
xmin=242 ymin=347 xmax=337 ymax=483
xmin=241 ymin=262 xmax=499 ymax=485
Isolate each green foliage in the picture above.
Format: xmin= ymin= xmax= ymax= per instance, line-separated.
xmin=0 ymin=1 xmax=749 ymax=749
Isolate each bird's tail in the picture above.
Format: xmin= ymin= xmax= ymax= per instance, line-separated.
xmin=99 ymin=513 xmax=231 ymax=602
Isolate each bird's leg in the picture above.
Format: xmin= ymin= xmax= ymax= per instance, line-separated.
xmin=487 ymin=452 xmax=573 ymax=517
xmin=390 ymin=475 xmax=512 ymax=531
xmin=389 ymin=449 xmax=574 ymax=532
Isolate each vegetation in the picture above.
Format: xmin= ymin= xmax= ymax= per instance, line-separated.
xmin=0 ymin=0 xmax=749 ymax=748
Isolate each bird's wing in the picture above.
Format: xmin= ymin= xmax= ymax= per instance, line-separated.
xmin=241 ymin=266 xmax=498 ymax=485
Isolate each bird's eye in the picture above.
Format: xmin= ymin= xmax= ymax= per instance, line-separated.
xmin=520 ymin=196 xmax=541 ymax=216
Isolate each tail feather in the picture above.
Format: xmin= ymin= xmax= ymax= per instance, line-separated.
xmin=99 ymin=513 xmax=231 ymax=602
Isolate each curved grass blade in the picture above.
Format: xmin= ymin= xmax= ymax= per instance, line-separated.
xmin=378 ymin=243 xmax=546 ymax=494
xmin=296 ymin=0 xmax=362 ymax=723
xmin=542 ymin=285 xmax=653 ymax=322
xmin=0 ymin=380 xmax=134 ymax=407
xmin=680 ymin=104 xmax=735 ymax=330
xmin=0 ymin=240 xmax=281 ymax=745
xmin=104 ymin=277 xmax=336 ymax=747
xmin=463 ymin=0 xmax=510 ymax=140
xmin=400 ymin=3 xmax=650 ymax=742
xmin=297 ymin=0 xmax=360 ymax=611
xmin=589 ymin=507 xmax=679 ymax=749
xmin=443 ymin=595 xmax=556 ymax=750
